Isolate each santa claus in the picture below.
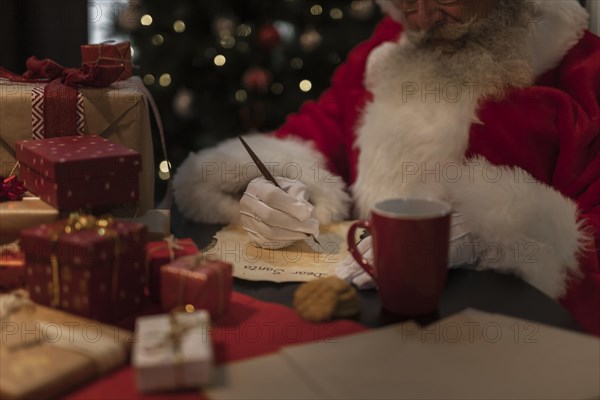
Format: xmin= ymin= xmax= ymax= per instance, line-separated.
xmin=173 ymin=0 xmax=600 ymax=334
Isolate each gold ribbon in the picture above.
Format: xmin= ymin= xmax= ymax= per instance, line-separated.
xmin=144 ymin=310 xmax=206 ymax=387
xmin=164 ymin=235 xmax=184 ymax=262
xmin=146 ymin=235 xmax=184 ymax=262
xmin=49 ymin=213 xmax=120 ymax=308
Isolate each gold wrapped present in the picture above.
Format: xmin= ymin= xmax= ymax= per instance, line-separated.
xmin=0 ymin=291 xmax=132 ymax=400
xmin=0 ymin=78 xmax=155 ymax=212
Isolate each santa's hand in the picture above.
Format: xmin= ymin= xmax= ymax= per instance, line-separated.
xmin=336 ymin=213 xmax=477 ymax=290
xmin=240 ymin=177 xmax=319 ymax=249
xmin=335 ymin=236 xmax=377 ymax=290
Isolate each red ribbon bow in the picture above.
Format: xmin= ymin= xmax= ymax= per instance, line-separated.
xmin=1 ymin=56 xmax=125 ymax=87
xmin=0 ymin=175 xmax=27 ymax=202
xmin=0 ymin=55 xmax=127 ymax=138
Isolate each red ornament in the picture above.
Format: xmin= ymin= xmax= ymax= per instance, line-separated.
xmin=0 ymin=175 xmax=27 ymax=202
xmin=242 ymin=67 xmax=272 ymax=93
xmin=258 ymin=24 xmax=282 ymax=50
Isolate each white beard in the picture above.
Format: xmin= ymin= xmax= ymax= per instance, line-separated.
xmin=351 ymin=5 xmax=533 ymax=218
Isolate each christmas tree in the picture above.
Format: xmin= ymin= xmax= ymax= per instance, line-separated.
xmin=116 ymin=0 xmax=382 ymax=186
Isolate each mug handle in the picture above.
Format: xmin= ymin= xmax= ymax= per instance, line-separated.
xmin=347 ymin=220 xmax=377 ymax=279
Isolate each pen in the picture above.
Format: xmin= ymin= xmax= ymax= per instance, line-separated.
xmin=239 ymin=136 xmax=321 ymax=247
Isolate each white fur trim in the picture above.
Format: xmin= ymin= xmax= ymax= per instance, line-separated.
xmin=173 ymin=134 xmax=351 ymax=224
xmin=356 ymin=13 xmax=588 ymax=297
xmin=449 ymin=157 xmax=588 ymax=299
xmin=528 ymin=0 xmax=589 ymax=76
xmin=354 ymin=40 xmax=479 ymax=218
xmin=376 ymin=0 xmax=589 ymax=78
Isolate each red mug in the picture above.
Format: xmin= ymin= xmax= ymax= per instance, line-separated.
xmin=347 ymin=198 xmax=452 ymax=316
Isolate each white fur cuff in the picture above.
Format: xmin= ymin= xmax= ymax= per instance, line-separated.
xmin=449 ymin=157 xmax=588 ymax=299
xmin=173 ymin=134 xmax=351 ymax=225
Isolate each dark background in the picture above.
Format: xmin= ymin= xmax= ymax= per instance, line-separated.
xmin=0 ymin=0 xmax=590 ymax=204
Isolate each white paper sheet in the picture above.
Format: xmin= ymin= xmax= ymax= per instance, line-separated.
xmin=205 ymin=222 xmax=355 ymax=283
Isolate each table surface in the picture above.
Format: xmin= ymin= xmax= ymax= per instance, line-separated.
xmin=172 ymin=206 xmax=581 ymax=332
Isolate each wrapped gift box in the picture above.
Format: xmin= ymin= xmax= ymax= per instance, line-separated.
xmin=161 ymin=254 xmax=233 ymax=319
xmin=0 ymin=243 xmax=25 ymax=290
xmin=146 ymin=237 xmax=199 ymax=303
xmin=81 ymin=41 xmax=133 ymax=81
xmin=20 ymin=215 xmax=147 ymax=322
xmin=16 ymin=135 xmax=141 ymax=211
xmin=0 ymin=77 xmax=155 ymax=212
xmin=0 ymin=291 xmax=131 ymax=400
xmin=132 ymin=311 xmax=213 ymax=393
xmin=0 ymin=196 xmax=59 ymax=243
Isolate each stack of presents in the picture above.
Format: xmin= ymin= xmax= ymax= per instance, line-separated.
xmin=0 ymin=43 xmax=233 ymax=398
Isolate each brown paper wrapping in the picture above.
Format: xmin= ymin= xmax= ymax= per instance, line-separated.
xmin=0 ymin=197 xmax=59 ymax=244
xmin=0 ymin=299 xmax=131 ymax=400
xmin=0 ymin=78 xmax=154 ymax=212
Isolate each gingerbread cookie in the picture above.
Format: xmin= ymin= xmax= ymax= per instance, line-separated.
xmin=294 ymin=277 xmax=361 ymax=322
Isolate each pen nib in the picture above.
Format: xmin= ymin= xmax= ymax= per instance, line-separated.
xmin=311 ymin=234 xmax=321 ymax=247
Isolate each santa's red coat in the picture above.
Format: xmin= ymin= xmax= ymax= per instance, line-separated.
xmin=274 ymin=17 xmax=600 ymax=334
xmin=174 ymin=4 xmax=600 ymax=334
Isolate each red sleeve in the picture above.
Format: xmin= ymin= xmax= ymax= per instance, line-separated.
xmin=552 ymin=32 xmax=600 ymax=335
xmin=274 ymin=17 xmax=402 ymax=183
xmin=469 ymin=31 xmax=600 ymax=334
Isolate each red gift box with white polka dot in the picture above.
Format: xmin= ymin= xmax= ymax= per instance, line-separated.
xmin=20 ymin=218 xmax=147 ymax=322
xmin=15 ymin=135 xmax=141 ymax=211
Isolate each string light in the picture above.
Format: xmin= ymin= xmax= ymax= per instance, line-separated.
xmin=143 ymin=74 xmax=155 ymax=85
xmin=330 ymin=8 xmax=344 ymax=19
xmin=214 ymin=55 xmax=226 ymax=66
xmin=159 ymin=160 xmax=171 ymax=173
xmin=158 ymin=170 xmax=170 ymax=180
xmin=235 ymin=90 xmax=248 ymax=103
xmin=310 ymin=5 xmax=323 ymax=15
xmin=173 ymin=20 xmax=186 ymax=33
xmin=274 ymin=21 xmax=295 ymax=44
xmin=299 ymin=80 xmax=312 ymax=92
xmin=151 ymin=34 xmax=164 ymax=45
xmin=237 ymin=24 xmax=252 ymax=37
xmin=159 ymin=74 xmax=172 ymax=87
xmin=220 ymin=36 xmax=236 ymax=49
xmin=140 ymin=14 xmax=153 ymax=26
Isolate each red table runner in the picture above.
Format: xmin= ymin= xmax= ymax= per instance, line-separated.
xmin=66 ymin=291 xmax=368 ymax=399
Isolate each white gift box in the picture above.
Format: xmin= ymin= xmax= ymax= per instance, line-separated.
xmin=132 ymin=311 xmax=213 ymax=393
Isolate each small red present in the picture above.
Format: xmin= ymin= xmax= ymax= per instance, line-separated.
xmin=20 ymin=214 xmax=147 ymax=322
xmin=161 ymin=254 xmax=233 ymax=319
xmin=16 ymin=135 xmax=141 ymax=211
xmin=81 ymin=41 xmax=132 ymax=81
xmin=0 ymin=241 xmax=25 ymax=291
xmin=146 ymin=236 xmax=199 ymax=303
